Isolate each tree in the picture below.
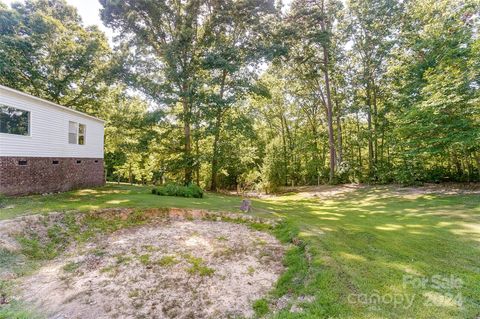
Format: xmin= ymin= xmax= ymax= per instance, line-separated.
xmin=346 ymin=0 xmax=401 ymax=179
xmin=287 ymin=0 xmax=342 ymax=183
xmin=199 ymin=0 xmax=276 ymax=190
xmin=100 ymin=0 xmax=210 ymax=184
xmin=390 ymin=0 xmax=480 ymax=182
xmin=0 ymin=0 xmax=112 ymax=113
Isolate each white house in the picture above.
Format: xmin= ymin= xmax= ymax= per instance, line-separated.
xmin=0 ymin=85 xmax=105 ymax=196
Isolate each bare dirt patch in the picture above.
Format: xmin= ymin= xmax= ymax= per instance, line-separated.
xmin=14 ymin=217 xmax=284 ymax=318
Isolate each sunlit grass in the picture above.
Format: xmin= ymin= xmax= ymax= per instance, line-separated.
xmin=0 ymin=183 xmax=479 ymax=318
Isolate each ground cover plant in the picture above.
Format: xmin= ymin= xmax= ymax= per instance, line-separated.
xmin=1 ymin=183 xmax=479 ymax=318
xmin=152 ymin=183 xmax=204 ymax=198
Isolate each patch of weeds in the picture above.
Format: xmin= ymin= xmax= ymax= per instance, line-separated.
xmin=100 ymin=265 xmax=117 ymax=274
xmin=138 ymin=254 xmax=151 ymax=265
xmin=213 ymin=247 xmax=236 ymax=259
xmin=0 ymin=249 xmax=25 ymax=274
xmin=128 ymin=289 xmax=141 ymax=298
xmin=79 ymin=211 xmax=148 ymax=243
xmin=16 ymin=235 xmax=58 ymax=260
xmin=63 ymin=261 xmax=82 ymax=273
xmin=216 ymin=236 xmax=228 ymax=241
xmin=17 ymin=214 xmax=82 ymax=261
xmin=142 ymin=245 xmax=159 ymax=252
xmin=247 ymin=266 xmax=255 ymax=276
xmin=254 ymin=238 xmax=267 ymax=246
xmin=155 ymin=255 xmax=178 ymax=267
xmin=115 ymin=255 xmax=132 ymax=265
xmin=252 ymin=299 xmax=269 ymax=317
xmin=0 ymin=301 xmax=40 ymax=319
xmin=184 ymin=255 xmax=215 ymax=277
xmin=249 ymin=222 xmax=272 ymax=232
xmin=90 ymin=248 xmax=107 ymax=257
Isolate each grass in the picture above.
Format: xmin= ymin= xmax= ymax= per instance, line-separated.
xmin=184 ymin=254 xmax=215 ymax=277
xmin=156 ymin=255 xmax=178 ymax=267
xmin=0 ymin=183 xmax=479 ymax=318
xmin=0 ymin=183 xmax=240 ymax=221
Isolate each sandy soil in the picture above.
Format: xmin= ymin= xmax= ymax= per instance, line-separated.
xmin=15 ymin=219 xmax=285 ymax=319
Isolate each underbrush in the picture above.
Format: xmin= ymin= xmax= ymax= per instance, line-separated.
xmin=152 ymin=183 xmax=203 ymax=198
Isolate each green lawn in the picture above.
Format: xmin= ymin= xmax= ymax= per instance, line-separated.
xmin=1 ymin=183 xmax=479 ymax=318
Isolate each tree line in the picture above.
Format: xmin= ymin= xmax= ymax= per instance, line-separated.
xmin=1 ymin=0 xmax=479 ymax=191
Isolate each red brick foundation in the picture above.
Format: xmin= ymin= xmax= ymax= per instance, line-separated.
xmin=0 ymin=157 xmax=105 ymax=196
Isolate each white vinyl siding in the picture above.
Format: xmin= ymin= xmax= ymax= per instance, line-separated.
xmin=0 ymin=86 xmax=104 ymax=158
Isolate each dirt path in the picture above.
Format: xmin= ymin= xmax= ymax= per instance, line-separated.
xmin=16 ymin=219 xmax=285 ymax=319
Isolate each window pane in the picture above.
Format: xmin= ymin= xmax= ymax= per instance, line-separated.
xmin=0 ymin=105 xmax=30 ymax=135
xmin=69 ymin=121 xmax=77 ymax=134
xmin=69 ymin=133 xmax=77 ymax=144
xmin=78 ymin=124 xmax=86 ymax=145
xmin=69 ymin=121 xmax=77 ymax=144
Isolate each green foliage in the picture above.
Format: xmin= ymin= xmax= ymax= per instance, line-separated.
xmin=156 ymin=255 xmax=178 ymax=267
xmin=260 ymin=137 xmax=288 ymax=193
xmin=62 ymin=261 xmax=82 ymax=272
xmin=252 ymin=299 xmax=269 ymax=317
xmin=138 ymin=254 xmax=150 ymax=266
xmin=0 ymin=301 xmax=40 ymax=319
xmin=185 ymin=255 xmax=215 ymax=277
xmin=153 ymin=183 xmax=204 ymax=198
xmin=0 ymin=0 xmax=112 ymax=111
xmin=2 ymin=0 xmax=478 ymax=190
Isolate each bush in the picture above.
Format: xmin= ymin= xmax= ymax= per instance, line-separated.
xmin=153 ymin=183 xmax=203 ymax=198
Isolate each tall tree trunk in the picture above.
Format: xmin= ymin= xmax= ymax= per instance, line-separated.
xmin=322 ymin=47 xmax=336 ymax=183
xmin=210 ymin=70 xmax=227 ymax=191
xmin=356 ymin=111 xmax=363 ymax=168
xmin=335 ymin=99 xmax=343 ymax=165
xmin=280 ymin=114 xmax=288 ymax=185
xmin=195 ymin=129 xmax=200 ymax=186
xmin=366 ymin=84 xmax=374 ymax=178
xmin=210 ymin=112 xmax=221 ymax=190
xmin=182 ymin=96 xmax=192 ymax=185
xmin=373 ymin=82 xmax=378 ymax=166
xmin=311 ymin=124 xmax=320 ymax=184
xmin=475 ymin=152 xmax=480 ymax=181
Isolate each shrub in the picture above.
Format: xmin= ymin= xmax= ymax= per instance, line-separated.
xmin=153 ymin=183 xmax=203 ymax=198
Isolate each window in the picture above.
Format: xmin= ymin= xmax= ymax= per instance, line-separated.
xmin=18 ymin=160 xmax=28 ymax=166
xmin=52 ymin=160 xmax=59 ymax=165
xmin=69 ymin=121 xmax=77 ymax=144
xmin=76 ymin=160 xmax=82 ymax=164
xmin=68 ymin=121 xmax=86 ymax=145
xmin=78 ymin=124 xmax=86 ymax=145
xmin=0 ymin=105 xmax=30 ymax=136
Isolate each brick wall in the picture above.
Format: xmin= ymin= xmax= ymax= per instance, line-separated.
xmin=0 ymin=157 xmax=105 ymax=196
